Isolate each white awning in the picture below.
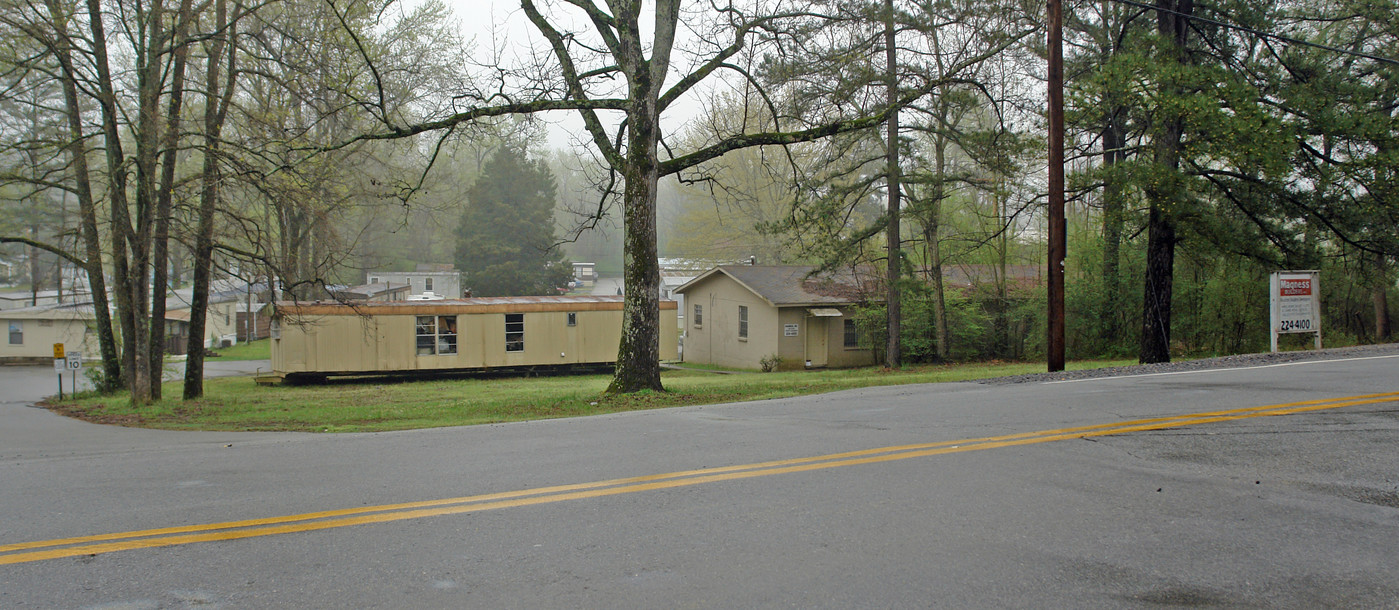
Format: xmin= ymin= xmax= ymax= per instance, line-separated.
xmin=807 ymin=308 xmax=843 ymax=317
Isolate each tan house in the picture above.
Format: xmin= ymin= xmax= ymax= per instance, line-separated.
xmin=675 ymin=265 xmax=877 ymax=371
xmin=270 ymin=295 xmax=677 ymax=380
xmin=1 ymin=303 xmax=102 ymax=364
xmin=164 ymin=294 xmax=240 ymax=355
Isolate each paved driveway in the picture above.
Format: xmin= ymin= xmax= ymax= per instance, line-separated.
xmin=0 ymin=360 xmax=279 ymax=460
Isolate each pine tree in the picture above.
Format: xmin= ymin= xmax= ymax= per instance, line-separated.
xmin=455 ymin=146 xmax=572 ymax=297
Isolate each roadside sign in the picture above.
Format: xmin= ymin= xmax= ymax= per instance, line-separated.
xmin=66 ymin=353 xmax=83 ymax=370
xmin=52 ymin=343 xmax=64 ymax=359
xmin=53 ymin=357 xmax=65 ymax=373
xmin=1269 ymin=270 xmax=1322 ymax=352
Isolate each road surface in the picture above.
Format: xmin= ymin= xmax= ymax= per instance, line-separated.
xmin=2 ymin=351 xmax=1398 ymax=608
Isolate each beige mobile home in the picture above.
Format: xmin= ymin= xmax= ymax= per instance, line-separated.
xmin=271 ymin=295 xmax=677 ymax=379
xmin=1 ymin=303 xmax=102 ymax=364
xmin=675 ymin=265 xmax=878 ymax=371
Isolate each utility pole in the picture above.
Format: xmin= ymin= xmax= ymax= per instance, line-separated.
xmin=1047 ymin=0 xmax=1067 ymax=372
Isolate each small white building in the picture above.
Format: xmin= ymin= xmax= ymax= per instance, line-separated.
xmin=572 ymin=262 xmax=597 ymax=284
xmin=367 ymin=264 xmax=463 ymax=299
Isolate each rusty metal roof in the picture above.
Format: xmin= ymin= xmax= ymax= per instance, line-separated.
xmin=275 ymin=294 xmax=677 ymax=316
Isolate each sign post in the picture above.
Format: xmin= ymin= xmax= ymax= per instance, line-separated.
xmin=52 ymin=343 xmax=65 ymax=400
xmin=66 ymin=352 xmax=83 ymax=396
xmin=1269 ymin=270 xmax=1322 ymax=352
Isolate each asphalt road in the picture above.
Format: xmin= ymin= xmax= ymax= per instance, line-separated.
xmin=2 ymin=353 xmax=1398 ymax=608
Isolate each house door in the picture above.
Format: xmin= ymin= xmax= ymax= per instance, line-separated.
xmin=806 ymin=317 xmax=828 ymax=368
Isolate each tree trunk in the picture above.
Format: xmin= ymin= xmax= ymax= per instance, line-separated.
xmin=1139 ymin=0 xmax=1192 ymax=364
xmin=186 ymin=0 xmax=232 ymax=399
xmin=883 ymin=0 xmax=902 ymax=369
xmin=1100 ymin=115 xmax=1124 ymax=345
xmin=86 ymin=0 xmax=145 ymax=397
xmin=605 ymin=0 xmax=673 ymax=394
xmin=48 ymin=0 xmax=121 ymax=389
xmin=1139 ymin=204 xmax=1176 ymax=362
xmin=149 ymin=0 xmax=194 ymax=399
xmin=1375 ymin=256 xmax=1391 ymax=341
xmin=28 ymin=224 xmax=41 ymax=305
xmin=929 ymin=134 xmax=949 ymax=361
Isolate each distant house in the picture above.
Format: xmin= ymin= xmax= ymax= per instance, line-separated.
xmin=0 ymin=302 xmax=101 ymax=364
xmin=674 ymin=265 xmax=878 ymax=371
xmin=366 ymin=264 xmax=463 ymax=299
xmin=237 ymin=301 xmax=274 ymax=342
xmin=572 ymin=262 xmax=597 ymax=284
xmin=330 ymin=282 xmax=412 ymax=303
xmin=270 ymin=295 xmax=678 ymax=380
xmin=164 ymin=279 xmax=247 ymax=354
xmin=0 ymin=287 xmax=94 ymax=311
xmin=165 ymin=297 xmax=239 ymax=355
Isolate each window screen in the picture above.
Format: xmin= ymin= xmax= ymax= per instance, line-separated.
xmin=416 ymin=315 xmax=457 ymax=355
xmin=505 ymin=313 xmax=524 ymax=352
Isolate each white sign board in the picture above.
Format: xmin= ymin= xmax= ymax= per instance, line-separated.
xmin=784 ymin=324 xmax=799 ymax=337
xmin=1269 ymin=270 xmax=1321 ymax=352
xmin=65 ymin=353 xmax=83 ymax=370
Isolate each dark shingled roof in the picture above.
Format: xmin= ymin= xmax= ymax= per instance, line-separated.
xmin=678 ymin=265 xmax=875 ymax=306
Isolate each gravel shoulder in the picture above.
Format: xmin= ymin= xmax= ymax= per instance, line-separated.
xmin=982 ymin=342 xmax=1399 ymax=384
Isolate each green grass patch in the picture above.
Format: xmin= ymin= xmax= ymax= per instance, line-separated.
xmin=49 ymin=359 xmax=1131 ymax=433
xmin=208 ymin=339 xmax=270 ymax=361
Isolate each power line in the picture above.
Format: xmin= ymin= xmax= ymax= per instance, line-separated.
xmin=1107 ymin=0 xmax=1399 ymax=67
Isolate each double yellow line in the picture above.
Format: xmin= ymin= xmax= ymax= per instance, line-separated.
xmin=4 ymin=391 xmax=1397 ymax=566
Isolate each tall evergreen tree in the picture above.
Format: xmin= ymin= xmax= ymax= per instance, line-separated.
xmin=455 ymin=146 xmax=572 ymax=297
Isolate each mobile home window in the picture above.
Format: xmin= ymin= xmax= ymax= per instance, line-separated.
xmin=505 ymin=313 xmax=524 ymax=352
xmin=567 ymin=312 xmax=577 ymax=327
xmin=844 ymin=319 xmax=860 ymax=348
xmin=738 ymin=306 xmax=748 ymax=339
xmin=693 ymin=304 xmax=702 ymax=327
xmin=7 ymin=320 xmax=21 ymax=345
xmin=425 ymin=277 xmax=434 ymax=292
xmin=416 ymin=315 xmax=457 ymax=355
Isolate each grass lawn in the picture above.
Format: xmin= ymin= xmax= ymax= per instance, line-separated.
xmin=207 ymin=339 xmax=270 ymax=361
xmin=49 ymin=359 xmax=1130 ymax=433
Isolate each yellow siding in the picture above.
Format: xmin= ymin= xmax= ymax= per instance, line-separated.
xmin=272 ymin=305 xmax=676 ymax=375
xmin=682 ymin=275 xmax=777 ymax=370
xmin=680 ymin=275 xmax=875 ymax=371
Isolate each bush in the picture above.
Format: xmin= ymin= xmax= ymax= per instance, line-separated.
xmin=759 ymin=354 xmax=783 ymax=372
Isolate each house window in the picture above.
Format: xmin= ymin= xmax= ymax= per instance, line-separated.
xmin=7 ymin=320 xmax=21 ymax=345
xmin=693 ymin=304 xmax=702 ymax=327
xmin=416 ymin=315 xmax=457 ymax=355
xmin=425 ymin=277 xmax=434 ymax=292
xmin=844 ymin=319 xmax=860 ymax=348
xmin=738 ymin=306 xmax=748 ymax=339
xmin=505 ymin=313 xmax=524 ymax=352
xmin=567 ymin=312 xmax=577 ymax=327
xmin=369 ymin=276 xmax=379 ymax=284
